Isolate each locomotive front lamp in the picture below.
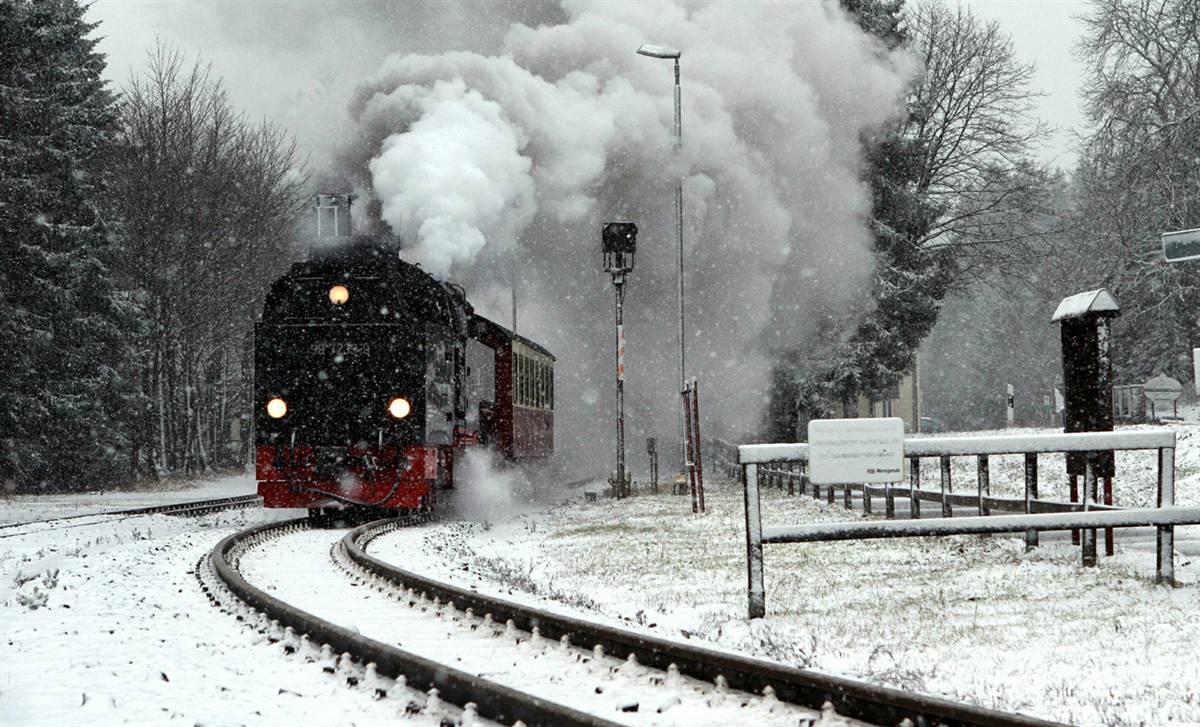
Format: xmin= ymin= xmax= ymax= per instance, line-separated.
xmin=388 ymin=397 xmax=411 ymax=419
xmin=602 ymin=222 xmax=637 ymax=276
xmin=266 ymin=397 xmax=288 ymax=418
xmin=329 ymin=284 xmax=350 ymax=305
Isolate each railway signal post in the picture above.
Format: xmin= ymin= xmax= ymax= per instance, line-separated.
xmin=603 ymin=222 xmax=637 ymax=498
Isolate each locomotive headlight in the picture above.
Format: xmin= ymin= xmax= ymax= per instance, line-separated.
xmin=266 ymin=397 xmax=288 ymax=418
xmin=388 ymin=397 xmax=411 ymax=419
xmin=329 ymin=285 xmax=350 ymax=305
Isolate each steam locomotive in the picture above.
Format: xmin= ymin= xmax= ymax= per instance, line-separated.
xmin=254 ymin=229 xmax=554 ymax=520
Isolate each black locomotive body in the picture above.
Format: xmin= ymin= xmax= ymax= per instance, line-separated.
xmin=254 ymin=238 xmax=553 ymax=515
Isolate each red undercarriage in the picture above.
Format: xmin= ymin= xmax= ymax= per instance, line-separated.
xmin=256 ymin=444 xmax=440 ymax=510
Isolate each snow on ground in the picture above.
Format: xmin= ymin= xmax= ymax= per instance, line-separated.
xmin=0 ymin=506 xmax=446 ymax=725
xmin=1 ymin=418 xmax=1195 ymax=724
xmin=371 ymin=419 xmax=1200 ymax=726
xmin=0 ymin=473 xmax=258 ymax=526
xmin=240 ymin=527 xmax=829 ymax=726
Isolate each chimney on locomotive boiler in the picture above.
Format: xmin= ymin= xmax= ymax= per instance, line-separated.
xmin=315 ymin=193 xmax=355 ymax=239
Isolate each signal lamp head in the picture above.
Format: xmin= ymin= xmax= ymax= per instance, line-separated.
xmin=388 ymin=397 xmax=411 ymax=419
xmin=266 ymin=397 xmax=287 ymax=418
xmin=329 ymin=285 xmax=350 ymax=305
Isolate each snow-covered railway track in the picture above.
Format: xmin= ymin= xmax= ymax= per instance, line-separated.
xmin=206 ymin=518 xmax=615 ymax=727
xmin=0 ymin=494 xmax=262 ymax=539
xmin=348 ymin=518 xmax=1064 ymax=727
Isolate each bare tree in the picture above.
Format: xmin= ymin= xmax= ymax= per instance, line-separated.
xmin=903 ymin=1 xmax=1056 ymax=275
xmin=1074 ymin=0 xmax=1199 ymax=383
xmin=110 ymin=43 xmax=308 ymax=474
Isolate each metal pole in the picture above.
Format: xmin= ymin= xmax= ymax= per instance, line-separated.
xmin=682 ymin=383 xmax=697 ymax=513
xmin=743 ymin=462 xmax=765 ymax=618
xmin=674 ymin=58 xmax=687 ymax=475
xmin=1082 ymin=453 xmax=1098 ymax=566
xmin=1157 ymin=446 xmax=1175 ymax=585
xmin=1024 ymin=453 xmax=1039 ymax=550
xmin=692 ymin=380 xmax=705 ymax=513
xmin=615 ymin=278 xmax=627 ymax=498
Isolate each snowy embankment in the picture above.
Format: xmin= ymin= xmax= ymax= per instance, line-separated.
xmin=374 ymin=420 xmax=1200 ymax=726
xmin=0 ymin=506 xmax=444 ymax=725
xmin=0 ymin=473 xmax=258 ymax=526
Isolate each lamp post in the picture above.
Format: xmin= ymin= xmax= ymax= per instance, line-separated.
xmin=636 ymin=43 xmax=687 ymax=474
xmin=603 ymin=222 xmax=638 ymax=498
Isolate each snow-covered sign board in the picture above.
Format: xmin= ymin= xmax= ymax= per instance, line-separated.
xmin=808 ymin=417 xmax=904 ymax=484
xmin=1142 ymin=374 xmax=1182 ymax=406
xmin=1161 ymin=228 xmax=1200 ymax=263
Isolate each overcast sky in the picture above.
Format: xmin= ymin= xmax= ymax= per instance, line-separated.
xmin=961 ymin=0 xmax=1091 ymax=168
xmin=88 ymin=0 xmax=1093 ymax=170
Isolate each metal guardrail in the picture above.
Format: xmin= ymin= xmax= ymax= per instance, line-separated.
xmin=346 ymin=518 xmax=1061 ymax=727
xmin=210 ymin=519 xmax=614 ymax=727
xmin=738 ymin=430 xmax=1192 ymax=618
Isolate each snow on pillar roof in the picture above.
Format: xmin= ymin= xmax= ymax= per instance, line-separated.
xmin=1051 ymin=289 xmax=1120 ymax=322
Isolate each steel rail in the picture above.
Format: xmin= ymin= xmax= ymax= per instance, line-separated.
xmin=0 ymin=494 xmax=262 ymax=537
xmin=209 ymin=518 xmax=616 ymax=727
xmin=347 ymin=518 xmax=1064 ymax=727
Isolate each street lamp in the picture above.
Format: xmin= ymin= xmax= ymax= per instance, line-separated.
xmin=636 ymin=43 xmax=687 ymax=475
xmin=603 ymin=221 xmax=637 ymax=498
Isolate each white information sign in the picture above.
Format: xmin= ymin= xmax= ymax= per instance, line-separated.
xmin=808 ymin=417 xmax=905 ymax=485
xmin=1194 ymin=349 xmax=1199 ymax=396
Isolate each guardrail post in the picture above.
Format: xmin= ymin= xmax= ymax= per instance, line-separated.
xmin=863 ymin=483 xmax=872 ymax=514
xmin=1070 ymin=474 xmax=1080 ymax=544
xmin=885 ymin=482 xmax=895 ymax=519
xmin=843 ymin=483 xmax=852 ymax=510
xmin=743 ymin=462 xmax=766 ymax=618
xmin=787 ymin=463 xmax=795 ymax=496
xmin=827 ymin=483 xmax=834 ymax=504
xmin=977 ymin=455 xmax=990 ymax=518
xmin=1082 ymin=453 xmax=1098 ymax=567
xmin=910 ymin=457 xmax=920 ymax=519
xmin=1157 ymin=447 xmax=1176 ymax=586
xmin=1024 ymin=453 xmax=1038 ymax=550
xmin=940 ymin=455 xmax=953 ymax=518
xmin=1104 ymin=476 xmax=1113 ymax=556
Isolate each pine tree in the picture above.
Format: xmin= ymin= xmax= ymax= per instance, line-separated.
xmin=764 ymin=0 xmax=947 ymax=440
xmin=0 ymin=0 xmax=140 ymax=491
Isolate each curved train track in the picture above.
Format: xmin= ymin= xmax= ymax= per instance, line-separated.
xmin=206 ymin=516 xmax=1063 ymax=727
xmin=205 ymin=517 xmax=615 ymax=727
xmin=0 ymin=494 xmax=262 ymax=539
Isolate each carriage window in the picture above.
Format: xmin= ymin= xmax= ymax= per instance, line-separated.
xmin=540 ymin=359 xmax=549 ymax=407
xmin=516 ymin=353 xmax=524 ymax=406
xmin=519 ymin=353 xmax=528 ymax=407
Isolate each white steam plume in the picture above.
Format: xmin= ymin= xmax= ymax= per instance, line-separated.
xmin=339 ymin=1 xmax=916 ymax=476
